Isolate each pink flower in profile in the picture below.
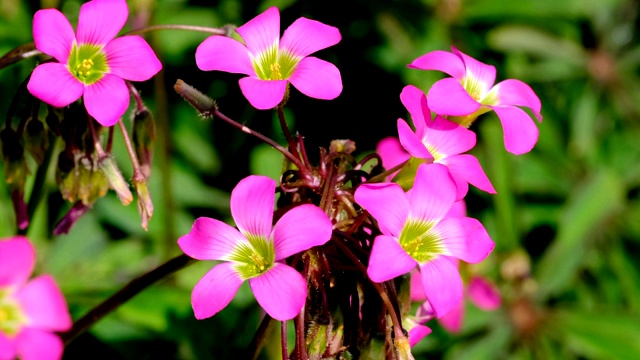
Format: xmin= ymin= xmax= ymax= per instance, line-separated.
xmin=396 ymin=85 xmax=495 ymax=200
xmin=196 ymin=6 xmax=342 ymax=110
xmin=27 ymin=0 xmax=162 ymax=126
xmin=178 ymin=175 xmax=332 ymax=321
xmin=354 ymin=164 xmax=495 ymax=317
xmin=408 ymin=47 xmax=542 ymax=155
xmin=0 ymin=237 xmax=72 ymax=360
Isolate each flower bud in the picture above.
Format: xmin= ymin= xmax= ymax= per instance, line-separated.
xmin=24 ymin=117 xmax=49 ymax=164
xmin=132 ymin=107 xmax=155 ymax=178
xmin=174 ymin=79 xmax=217 ymax=118
xmin=133 ymin=174 xmax=153 ymax=231
xmin=306 ymin=321 xmax=331 ymax=360
xmin=329 ymin=139 xmax=356 ymax=154
xmin=394 ymin=335 xmax=415 ymax=360
xmin=97 ymin=155 xmax=133 ymax=205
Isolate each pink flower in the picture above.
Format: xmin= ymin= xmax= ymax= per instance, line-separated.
xmin=27 ymin=0 xmax=162 ymax=126
xmin=408 ymin=47 xmax=542 ymax=155
xmin=0 ymin=237 xmax=72 ymax=360
xmin=195 ymin=6 xmax=342 ymax=110
xmin=397 ymin=85 xmax=495 ymax=200
xmin=354 ymin=164 xmax=494 ymax=317
xmin=178 ymin=175 xmax=333 ymax=321
xmin=376 ymin=137 xmax=410 ymax=181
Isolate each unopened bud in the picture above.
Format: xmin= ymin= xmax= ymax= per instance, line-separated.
xmin=24 ymin=117 xmax=49 ymax=164
xmin=98 ymin=155 xmax=133 ymax=205
xmin=394 ymin=335 xmax=415 ymax=360
xmin=330 ymin=139 xmax=356 ymax=154
xmin=133 ymin=174 xmax=153 ymax=231
xmin=307 ymin=321 xmax=331 ymax=360
xmin=132 ymin=107 xmax=155 ymax=178
xmin=53 ymin=201 xmax=90 ymax=235
xmin=174 ymin=79 xmax=217 ymax=118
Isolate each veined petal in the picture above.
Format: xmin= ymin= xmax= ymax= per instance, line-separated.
xmin=376 ymin=137 xmax=410 ymax=171
xmin=408 ymin=324 xmax=432 ymax=347
xmin=400 ymin=85 xmax=430 ymax=137
xmin=354 ymin=183 xmax=409 ymax=236
xmin=76 ymin=0 xmax=128 ymax=45
xmin=239 ymin=77 xmax=288 ymax=110
xmin=27 ymin=63 xmax=84 ymax=108
xmin=104 ymin=35 xmax=162 ymax=81
xmin=0 ymin=236 xmax=34 ymax=287
xmin=280 ymin=17 xmax=341 ymax=58
xmin=452 ymin=47 xmax=496 ymax=94
xmin=420 ymin=256 xmax=462 ymax=318
xmin=491 ymin=105 xmax=539 ymax=155
xmin=432 ymin=217 xmax=494 ymax=264
xmin=289 ymin=57 xmax=342 ymax=100
xmin=367 ymin=235 xmax=417 ymax=282
xmin=250 ymin=262 xmax=306 ymax=320
xmin=440 ymin=154 xmax=495 ymax=195
xmin=427 ymin=78 xmax=481 ymax=116
xmin=32 ymin=9 xmax=75 ymax=63
xmin=15 ymin=328 xmax=63 ymax=360
xmin=178 ymin=217 xmax=248 ymax=261
xmin=407 ymin=50 xmax=465 ymax=80
xmin=272 ymin=204 xmax=332 ymax=261
xmin=438 ymin=298 xmax=464 ymax=333
xmin=426 ymin=116 xmax=476 ymax=156
xmin=230 ymin=175 xmax=275 ymax=239
xmin=468 ymin=276 xmax=501 ymax=310
xmin=16 ymin=275 xmax=71 ymax=332
xmin=191 ymin=262 xmax=243 ymax=320
xmin=236 ymin=6 xmax=280 ymax=56
xmin=0 ymin=333 xmax=16 ymax=359
xmin=410 ymin=269 xmax=426 ymax=302
xmin=397 ymin=119 xmax=433 ymax=160
xmin=446 ymin=200 xmax=467 ymax=218
xmin=83 ymin=74 xmax=129 ymax=126
xmin=409 ymin=164 xmax=456 ymax=222
xmin=195 ymin=36 xmax=255 ymax=76
xmin=491 ymin=79 xmax=542 ymax=121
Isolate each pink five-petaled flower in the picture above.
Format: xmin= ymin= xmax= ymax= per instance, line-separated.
xmin=408 ymin=46 xmax=542 ymax=155
xmin=195 ymin=6 xmax=342 ymax=110
xmin=354 ymin=164 xmax=495 ymax=318
xmin=397 ymin=85 xmax=495 ymax=200
xmin=178 ymin=175 xmax=333 ymax=321
xmin=0 ymin=237 xmax=72 ymax=360
xmin=27 ymin=0 xmax=162 ymax=126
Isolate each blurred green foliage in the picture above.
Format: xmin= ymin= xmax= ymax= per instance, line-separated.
xmin=2 ymin=0 xmax=640 ymax=358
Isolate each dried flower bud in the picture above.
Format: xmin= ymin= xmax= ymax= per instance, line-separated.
xmin=133 ymin=175 xmax=153 ymax=231
xmin=97 ymin=155 xmax=133 ymax=205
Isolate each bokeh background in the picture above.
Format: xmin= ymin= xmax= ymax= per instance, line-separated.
xmin=2 ymin=0 xmax=640 ymax=358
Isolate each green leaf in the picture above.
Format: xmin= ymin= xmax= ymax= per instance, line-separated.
xmin=249 ymin=143 xmax=284 ymax=181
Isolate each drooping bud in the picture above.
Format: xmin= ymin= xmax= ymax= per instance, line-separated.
xmin=53 ymin=201 xmax=90 ymax=235
xmin=133 ymin=173 xmax=153 ymax=231
xmin=174 ymin=79 xmax=217 ymax=118
xmin=132 ymin=107 xmax=155 ymax=178
xmin=97 ymin=155 xmax=133 ymax=205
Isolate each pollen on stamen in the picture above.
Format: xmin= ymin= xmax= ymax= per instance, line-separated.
xmin=269 ymin=63 xmax=282 ymax=80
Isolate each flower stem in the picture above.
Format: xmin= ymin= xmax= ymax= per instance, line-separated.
xmin=126 ymin=24 xmax=228 ymax=36
xmin=117 ymin=118 xmax=143 ymax=179
xmin=247 ymin=315 xmax=276 ymax=360
xmin=281 ymin=321 xmax=288 ymax=360
xmin=61 ymin=254 xmax=194 ymax=344
xmin=365 ymin=159 xmax=409 ymax=184
xmin=276 ymin=105 xmax=302 ymax=164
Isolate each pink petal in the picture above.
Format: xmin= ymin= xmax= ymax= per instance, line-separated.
xmin=407 ymin=50 xmax=465 ymax=80
xmin=238 ymin=77 xmax=288 ymax=110
xmin=272 ymin=204 xmax=332 ymax=261
xmin=446 ymin=200 xmax=467 ymax=218
xmin=410 ymin=269 xmax=426 ymax=301
xmin=249 ymin=262 xmax=307 ymax=320
xmin=367 ymin=235 xmax=417 ymax=282
xmin=432 ymin=217 xmax=494 ymax=264
xmin=492 ymin=79 xmax=542 ymax=121
xmin=191 ymin=262 xmax=243 ymax=320
xmin=0 ymin=333 xmax=16 ymax=359
xmin=425 ymin=116 xmax=476 ymax=156
xmin=354 ymin=183 xmax=409 ymax=236
xmin=376 ymin=137 xmax=410 ymax=171
xmin=427 ymin=78 xmax=481 ymax=116
xmin=0 ymin=236 xmax=35 ymax=287
xmin=397 ymin=119 xmax=433 ymax=160
xmin=408 ymin=324 xmax=432 ymax=347
xmin=400 ymin=85 xmax=430 ymax=137
xmin=178 ymin=217 xmax=248 ymax=261
xmin=27 ymin=63 xmax=84 ymax=108
xmin=280 ymin=17 xmax=341 ymax=58
xmin=420 ymin=256 xmax=462 ymax=318
xmin=439 ymin=298 xmax=464 ymax=333
xmin=236 ymin=6 xmax=280 ymax=56
xmin=76 ymin=0 xmax=128 ymax=45
xmin=491 ymin=105 xmax=539 ymax=155
xmin=15 ymin=328 xmax=63 ymax=360
xmin=440 ymin=154 xmax=495 ymax=195
xmin=16 ymin=275 xmax=71 ymax=332
xmin=408 ymin=164 xmax=456 ymax=222
xmin=104 ymin=35 xmax=162 ymax=81
xmin=32 ymin=9 xmax=75 ymax=63
xmin=452 ymin=47 xmax=496 ymax=94
xmin=83 ymin=74 xmax=129 ymax=126
xmin=195 ymin=35 xmax=255 ymax=76
xmin=288 ymin=57 xmax=342 ymax=100
xmin=468 ymin=276 xmax=501 ymax=310
xmin=230 ymin=175 xmax=275 ymax=239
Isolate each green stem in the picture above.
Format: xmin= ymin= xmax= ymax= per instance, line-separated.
xmin=247 ymin=315 xmax=276 ymax=360
xmin=126 ymin=24 xmax=228 ymax=36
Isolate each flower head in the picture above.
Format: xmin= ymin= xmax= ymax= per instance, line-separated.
xmin=408 ymin=47 xmax=542 ymax=155
xmin=27 ymin=0 xmax=162 ymax=126
xmin=396 ymin=85 xmax=495 ymax=200
xmin=0 ymin=236 xmax=72 ymax=360
xmin=178 ymin=175 xmax=333 ymax=321
xmin=354 ymin=164 xmax=494 ymax=317
xmin=196 ymin=6 xmax=342 ymax=109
